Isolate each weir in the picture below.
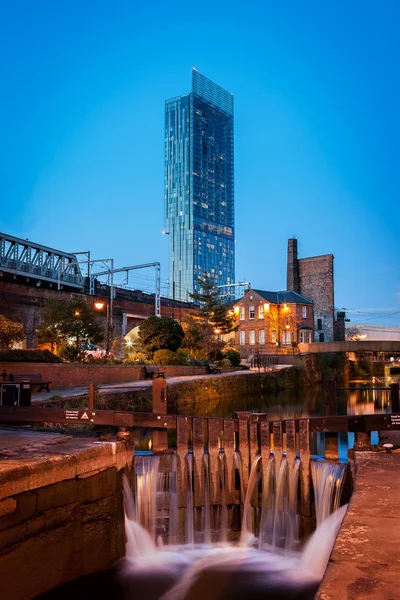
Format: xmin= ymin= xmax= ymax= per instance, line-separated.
xmin=120 ymin=453 xmax=348 ymax=599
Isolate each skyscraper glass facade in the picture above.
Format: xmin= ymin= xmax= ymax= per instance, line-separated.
xmin=165 ymin=70 xmax=234 ymax=301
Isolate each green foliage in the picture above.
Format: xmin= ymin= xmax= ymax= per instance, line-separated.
xmin=190 ymin=275 xmax=238 ymax=335
xmin=0 ymin=315 xmax=25 ymax=349
xmin=126 ymin=351 xmax=153 ymax=365
xmin=153 ymin=349 xmax=182 ymax=365
xmin=37 ymin=297 xmax=104 ymax=360
xmin=222 ymin=347 xmax=241 ymax=367
xmin=0 ymin=349 xmax=62 ymax=362
xmin=138 ymin=316 xmax=184 ymax=356
xmin=216 ymin=358 xmax=231 ymax=367
xmin=183 ymin=276 xmax=238 ymax=360
xmin=181 ymin=315 xmax=206 ymax=359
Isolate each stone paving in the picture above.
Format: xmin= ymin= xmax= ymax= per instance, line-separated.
xmin=316 ymin=449 xmax=400 ymax=600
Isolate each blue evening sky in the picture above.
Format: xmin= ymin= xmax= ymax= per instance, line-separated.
xmin=1 ymin=0 xmax=399 ymax=326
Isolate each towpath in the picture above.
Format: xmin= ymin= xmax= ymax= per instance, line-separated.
xmin=317 ymin=446 xmax=400 ymax=600
xmin=30 ymin=366 xmax=290 ymax=404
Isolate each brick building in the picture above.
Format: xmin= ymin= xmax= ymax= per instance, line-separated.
xmin=287 ymin=238 xmax=341 ymax=342
xmin=233 ymin=289 xmax=314 ymax=357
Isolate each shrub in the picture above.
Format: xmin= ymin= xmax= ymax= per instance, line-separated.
xmin=0 ymin=349 xmax=63 ymax=363
xmin=216 ymin=358 xmax=231 ymax=368
xmin=153 ymin=349 xmax=181 ymax=365
xmin=127 ymin=351 xmax=153 ymax=365
xmin=222 ymin=347 xmax=241 ymax=367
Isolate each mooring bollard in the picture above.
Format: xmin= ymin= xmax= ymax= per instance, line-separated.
xmin=152 ymin=377 xmax=168 ymax=452
xmin=390 ymin=383 xmax=400 ymax=413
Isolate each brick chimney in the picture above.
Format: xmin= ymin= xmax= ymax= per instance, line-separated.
xmin=287 ymin=238 xmax=300 ymax=292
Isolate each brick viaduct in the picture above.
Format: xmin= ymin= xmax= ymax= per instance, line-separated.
xmin=0 ymin=280 xmax=195 ymax=348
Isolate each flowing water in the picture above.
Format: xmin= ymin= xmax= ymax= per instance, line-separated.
xmin=120 ymin=453 xmax=348 ymax=600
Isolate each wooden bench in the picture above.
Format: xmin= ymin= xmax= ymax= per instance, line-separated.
xmin=143 ymin=365 xmax=165 ymax=380
xmin=207 ymin=364 xmax=222 ymax=375
xmin=9 ymin=373 xmax=52 ymax=392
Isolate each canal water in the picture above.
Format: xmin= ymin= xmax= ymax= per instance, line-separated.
xmin=133 ymin=379 xmax=391 ymax=457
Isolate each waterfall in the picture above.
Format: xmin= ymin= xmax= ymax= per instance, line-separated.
xmin=121 ymin=453 xmax=348 ymax=600
xmin=311 ymin=459 xmax=346 ymax=527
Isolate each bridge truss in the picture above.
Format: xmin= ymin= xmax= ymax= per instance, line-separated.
xmin=0 ymin=232 xmax=84 ymax=289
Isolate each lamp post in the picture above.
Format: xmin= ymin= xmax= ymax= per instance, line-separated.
xmin=94 ymin=300 xmax=111 ymax=354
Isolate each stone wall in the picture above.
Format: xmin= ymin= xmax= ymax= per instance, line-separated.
xmin=0 ymin=362 xmax=220 ymax=390
xmin=0 ymin=437 xmax=131 ymax=600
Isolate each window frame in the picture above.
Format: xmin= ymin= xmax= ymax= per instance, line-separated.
xmin=259 ymin=330 xmax=265 ymax=345
xmin=239 ymin=307 xmax=245 ymax=321
xmin=249 ymin=306 xmax=255 ymax=320
xmin=249 ymin=330 xmax=255 ymax=345
xmin=239 ymin=331 xmax=245 ymax=345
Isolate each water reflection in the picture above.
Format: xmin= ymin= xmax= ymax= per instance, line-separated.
xmin=131 ymin=379 xmax=390 ymax=454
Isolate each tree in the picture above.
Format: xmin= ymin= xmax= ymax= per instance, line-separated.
xmin=0 ymin=315 xmax=25 ymax=349
xmin=184 ymin=275 xmax=238 ymax=358
xmin=138 ymin=316 xmax=185 ymax=357
xmin=36 ymin=298 xmax=66 ymax=352
xmin=37 ymin=297 xmax=104 ymax=359
xmin=181 ymin=314 xmax=206 ymax=359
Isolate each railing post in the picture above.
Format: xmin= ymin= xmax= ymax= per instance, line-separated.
xmin=193 ymin=417 xmax=206 ymax=507
xmin=223 ymin=419 xmax=235 ymax=504
xmin=152 ymin=378 xmax=168 ymax=452
xmin=88 ymin=383 xmax=96 ymax=411
xmin=208 ymin=419 xmax=220 ymax=505
xmin=390 ymin=383 xmax=400 ymax=413
xmin=299 ymin=419 xmax=311 ymax=517
xmin=237 ymin=412 xmax=250 ymax=500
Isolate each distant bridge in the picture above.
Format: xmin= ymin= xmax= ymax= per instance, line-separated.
xmin=0 ymin=232 xmax=84 ymax=289
xmin=298 ymin=340 xmax=400 ymax=354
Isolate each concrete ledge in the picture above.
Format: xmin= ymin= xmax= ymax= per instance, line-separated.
xmin=0 ymin=435 xmax=132 ymax=501
xmin=316 ymin=452 xmax=400 ymax=600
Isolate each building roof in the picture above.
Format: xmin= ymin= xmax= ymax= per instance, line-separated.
xmin=251 ymin=289 xmax=313 ymax=305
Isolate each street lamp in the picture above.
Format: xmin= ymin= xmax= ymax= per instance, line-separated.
xmin=94 ymin=300 xmax=111 ymax=354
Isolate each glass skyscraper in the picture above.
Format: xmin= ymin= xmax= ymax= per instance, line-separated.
xmin=164 ymin=69 xmax=235 ymax=301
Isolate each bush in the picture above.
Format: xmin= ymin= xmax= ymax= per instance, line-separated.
xmin=0 ymin=349 xmax=63 ymax=363
xmin=138 ymin=316 xmax=185 ymax=356
xmin=153 ymin=349 xmax=182 ymax=365
xmin=127 ymin=352 xmax=153 ymax=365
xmin=222 ymin=347 xmax=241 ymax=367
xmin=216 ymin=358 xmax=231 ymax=368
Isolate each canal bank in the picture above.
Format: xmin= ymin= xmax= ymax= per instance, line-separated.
xmin=317 ymin=450 xmax=400 ymax=600
xmin=33 ymin=366 xmax=309 ymax=413
xmin=0 ymin=431 xmax=132 ymax=600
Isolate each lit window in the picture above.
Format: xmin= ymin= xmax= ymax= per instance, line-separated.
xmin=258 ymin=305 xmax=264 ymax=319
xmin=240 ymin=307 xmax=245 ymax=321
xmin=249 ymin=330 xmax=255 ymax=345
xmin=240 ymin=331 xmax=245 ymax=345
xmin=271 ymin=330 xmax=277 ymax=344
xmin=249 ymin=306 xmax=255 ymax=320
xmin=302 ymin=306 xmax=307 ymax=319
xmin=259 ymin=330 xmax=265 ymax=345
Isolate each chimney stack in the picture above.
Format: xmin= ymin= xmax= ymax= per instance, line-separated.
xmin=287 ymin=238 xmax=299 ymax=292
